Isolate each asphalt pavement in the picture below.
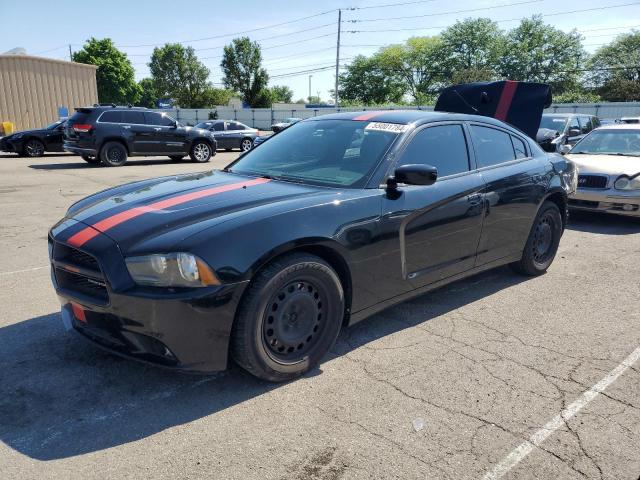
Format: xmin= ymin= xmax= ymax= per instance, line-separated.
xmin=0 ymin=152 xmax=638 ymax=480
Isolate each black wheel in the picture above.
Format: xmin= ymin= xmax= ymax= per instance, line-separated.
xmin=240 ymin=138 xmax=253 ymax=152
xmin=81 ymin=154 xmax=100 ymax=164
xmin=190 ymin=141 xmax=212 ymax=162
xmin=100 ymin=141 xmax=128 ymax=167
xmin=511 ymin=201 xmax=562 ymax=276
xmin=169 ymin=155 xmax=184 ymax=162
xmin=231 ymin=253 xmax=345 ymax=382
xmin=23 ymin=139 xmax=45 ymax=157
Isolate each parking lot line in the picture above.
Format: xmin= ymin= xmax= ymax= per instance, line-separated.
xmin=0 ymin=266 xmax=48 ymax=276
xmin=482 ymin=345 xmax=640 ymax=480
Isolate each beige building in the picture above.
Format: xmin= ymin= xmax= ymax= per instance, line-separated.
xmin=0 ymin=54 xmax=98 ymax=131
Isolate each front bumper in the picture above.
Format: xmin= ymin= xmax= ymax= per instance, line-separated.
xmin=0 ymin=137 xmax=21 ymax=153
xmin=49 ymin=224 xmax=248 ymax=373
xmin=569 ymin=188 xmax=640 ymax=217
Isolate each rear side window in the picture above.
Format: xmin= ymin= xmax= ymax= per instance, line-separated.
xmin=567 ymin=117 xmax=580 ymax=134
xmin=227 ymin=122 xmax=244 ymax=131
xmin=511 ymin=136 xmax=528 ymax=159
xmin=470 ymin=125 xmax=516 ymax=168
xmin=122 ymin=111 xmax=145 ymax=124
xmin=579 ymin=116 xmax=593 ymax=134
xmin=99 ymin=110 xmax=122 ymax=123
xmin=398 ymin=124 xmax=470 ymax=177
xmin=145 ymin=112 xmax=175 ymax=126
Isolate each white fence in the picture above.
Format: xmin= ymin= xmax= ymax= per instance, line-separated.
xmin=155 ymin=102 xmax=640 ymax=130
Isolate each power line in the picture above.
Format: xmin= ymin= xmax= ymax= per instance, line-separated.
xmin=580 ymin=24 xmax=640 ymax=32
xmin=116 ymin=9 xmax=337 ymax=48
xmin=351 ymin=0 xmax=437 ymax=9
xmin=348 ymin=0 xmax=544 ymax=23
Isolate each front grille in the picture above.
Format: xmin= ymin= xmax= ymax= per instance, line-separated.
xmin=577 ymin=175 xmax=608 ymax=189
xmin=52 ymin=242 xmax=109 ymax=304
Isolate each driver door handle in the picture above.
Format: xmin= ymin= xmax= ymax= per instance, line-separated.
xmin=153 ymin=127 xmax=162 ymax=131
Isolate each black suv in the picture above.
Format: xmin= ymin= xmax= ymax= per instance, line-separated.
xmin=64 ymin=105 xmax=217 ymax=167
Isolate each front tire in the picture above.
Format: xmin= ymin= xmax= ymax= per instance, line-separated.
xmin=100 ymin=141 xmax=128 ymax=167
xmin=24 ymin=139 xmax=45 ymax=157
xmin=511 ymin=201 xmax=562 ymax=276
xmin=190 ymin=141 xmax=212 ymax=162
xmin=231 ymin=253 xmax=345 ymax=382
xmin=241 ymin=138 xmax=253 ymax=152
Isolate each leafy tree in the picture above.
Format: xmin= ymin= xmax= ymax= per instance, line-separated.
xmin=294 ymin=98 xmax=308 ymax=104
xmin=270 ymin=85 xmax=294 ymax=103
xmin=221 ymin=37 xmax=269 ymax=107
xmin=73 ymin=38 xmax=140 ymax=104
xmin=440 ymin=18 xmax=504 ymax=79
xmin=137 ymin=78 xmax=157 ymax=108
xmin=499 ymin=16 xmax=585 ymax=93
xmin=149 ymin=43 xmax=212 ymax=108
xmin=553 ymin=88 xmax=602 ymax=103
xmin=200 ymin=87 xmax=235 ymax=106
xmin=338 ymin=55 xmax=405 ymax=105
xmin=377 ymin=37 xmax=446 ymax=102
xmin=589 ymin=32 xmax=640 ymax=101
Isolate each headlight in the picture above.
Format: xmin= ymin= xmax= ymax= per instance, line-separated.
xmin=125 ymin=253 xmax=220 ymax=287
xmin=614 ymin=175 xmax=640 ymax=191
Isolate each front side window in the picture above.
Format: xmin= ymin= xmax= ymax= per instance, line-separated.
xmin=470 ymin=125 xmax=516 ymax=168
xmin=229 ymin=120 xmax=399 ymax=188
xmin=397 ymin=124 xmax=470 ymax=178
xmin=567 ymin=117 xmax=580 ymax=135
xmin=572 ymin=130 xmax=640 ymax=157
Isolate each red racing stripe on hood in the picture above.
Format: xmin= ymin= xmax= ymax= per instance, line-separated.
xmin=66 ymin=177 xmax=271 ymax=247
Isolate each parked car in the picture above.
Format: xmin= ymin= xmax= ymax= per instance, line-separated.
xmin=536 ymin=113 xmax=601 ymax=152
xmin=271 ymin=117 xmax=301 ymax=133
xmin=0 ymin=120 xmax=67 ymax=157
xmin=49 ymin=81 xmax=576 ymax=382
xmin=619 ymin=117 xmax=640 ymax=124
xmin=194 ymin=120 xmax=259 ymax=152
xmin=252 ymin=131 xmax=276 ymax=148
xmin=565 ymin=124 xmax=640 ymax=217
xmin=64 ymin=105 xmax=217 ymax=167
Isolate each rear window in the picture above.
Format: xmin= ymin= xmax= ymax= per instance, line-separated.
xmin=68 ymin=109 xmax=92 ymax=124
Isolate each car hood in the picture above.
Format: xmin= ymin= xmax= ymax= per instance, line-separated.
xmin=61 ymin=170 xmax=340 ymax=253
xmin=5 ymin=128 xmax=46 ymax=139
xmin=566 ymin=154 xmax=640 ymax=176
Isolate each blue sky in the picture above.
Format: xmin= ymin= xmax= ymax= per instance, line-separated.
xmin=1 ymin=0 xmax=638 ymax=101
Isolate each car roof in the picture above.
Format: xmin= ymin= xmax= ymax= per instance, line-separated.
xmin=307 ymin=109 xmax=516 ymax=129
xmin=595 ymin=124 xmax=640 ymax=131
xmin=542 ymin=113 xmax=595 ymax=118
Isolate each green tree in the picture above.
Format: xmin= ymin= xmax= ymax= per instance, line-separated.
xmin=589 ymin=32 xmax=640 ymax=101
xmin=73 ymin=38 xmax=140 ymax=104
xmin=270 ymin=85 xmax=294 ymax=103
xmin=499 ymin=16 xmax=585 ymax=93
xmin=338 ymin=55 xmax=405 ymax=105
xmin=440 ymin=18 xmax=504 ymax=80
xmin=149 ymin=43 xmax=212 ymax=108
xmin=137 ymin=78 xmax=157 ymax=108
xmin=200 ymin=87 xmax=235 ymax=106
xmin=221 ymin=37 xmax=269 ymax=107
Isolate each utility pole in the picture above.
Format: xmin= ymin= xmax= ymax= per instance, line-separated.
xmin=334 ymin=9 xmax=341 ymax=107
xmin=68 ymin=44 xmax=73 ymax=61
xmin=308 ymin=75 xmax=313 ymax=103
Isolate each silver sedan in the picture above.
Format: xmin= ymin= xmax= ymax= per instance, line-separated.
xmin=565 ymin=124 xmax=640 ymax=217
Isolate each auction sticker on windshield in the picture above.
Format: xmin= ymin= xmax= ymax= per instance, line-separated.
xmin=365 ymin=122 xmax=409 ymax=133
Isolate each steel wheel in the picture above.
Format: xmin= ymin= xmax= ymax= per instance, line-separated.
xmin=190 ymin=142 xmax=211 ymax=162
xmin=241 ymin=138 xmax=253 ymax=152
xmin=262 ymin=279 xmax=326 ymax=363
xmin=531 ymin=212 xmax=554 ymax=265
xmin=24 ymin=139 xmax=45 ymax=157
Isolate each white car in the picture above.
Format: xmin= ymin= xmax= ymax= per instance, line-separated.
xmin=565 ymin=124 xmax=640 ymax=217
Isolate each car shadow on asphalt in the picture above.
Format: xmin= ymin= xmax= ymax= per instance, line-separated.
xmin=0 ymin=153 xmax=73 ymax=159
xmin=567 ymin=210 xmax=640 ymax=235
xmin=27 ymin=159 xmax=195 ymax=170
xmin=0 ymin=267 xmax=525 ymax=460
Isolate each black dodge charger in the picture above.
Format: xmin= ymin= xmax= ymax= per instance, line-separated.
xmin=49 ymin=82 xmax=577 ymax=382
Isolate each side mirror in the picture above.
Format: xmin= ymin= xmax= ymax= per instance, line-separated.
xmin=392 ymin=164 xmax=438 ymax=187
xmin=567 ymin=128 xmax=581 ymax=137
xmin=560 ymin=144 xmax=571 ymax=155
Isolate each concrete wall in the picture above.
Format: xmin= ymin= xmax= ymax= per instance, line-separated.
xmin=156 ymin=102 xmax=640 ymax=130
xmin=0 ymin=55 xmax=98 ymax=130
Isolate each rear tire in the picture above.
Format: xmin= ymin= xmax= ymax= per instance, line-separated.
xmin=510 ymin=201 xmax=562 ymax=276
xmin=169 ymin=155 xmax=184 ymax=162
xmin=189 ymin=141 xmax=212 ymax=163
xmin=100 ymin=141 xmax=128 ymax=167
xmin=81 ymin=154 xmax=100 ymax=164
xmin=24 ymin=139 xmax=45 ymax=157
xmin=231 ymin=253 xmax=345 ymax=382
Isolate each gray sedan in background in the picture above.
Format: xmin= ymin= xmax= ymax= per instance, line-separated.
xmin=194 ymin=120 xmax=259 ymax=152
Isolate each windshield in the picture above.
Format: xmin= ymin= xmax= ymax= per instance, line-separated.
xmin=228 ymin=120 xmax=400 ymax=188
xmin=572 ymin=130 xmax=640 ymax=156
xmin=539 ymin=116 xmax=567 ymax=132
